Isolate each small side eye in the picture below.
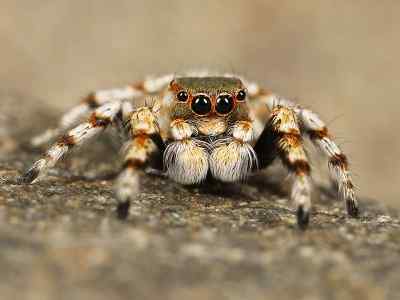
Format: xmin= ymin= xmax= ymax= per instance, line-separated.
xmin=236 ymin=90 xmax=246 ymax=101
xmin=177 ymin=91 xmax=188 ymax=102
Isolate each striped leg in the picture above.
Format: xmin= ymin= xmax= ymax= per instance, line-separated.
xmin=268 ymin=106 xmax=312 ymax=229
xmin=115 ymin=106 xmax=162 ymax=219
xmin=299 ymin=109 xmax=358 ymax=217
xmin=21 ymin=101 xmax=121 ymax=183
xmin=250 ymin=88 xmax=358 ymax=218
xmin=31 ymin=74 xmax=174 ymax=146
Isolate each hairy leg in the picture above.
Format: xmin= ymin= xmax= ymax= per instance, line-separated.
xmin=115 ymin=106 xmax=163 ymax=219
xmin=31 ymin=74 xmax=174 ymax=146
xmin=268 ymin=105 xmax=313 ymax=229
xmin=21 ymin=101 xmax=121 ymax=183
xmin=299 ymin=108 xmax=358 ymax=216
xmin=250 ymin=86 xmax=358 ymax=218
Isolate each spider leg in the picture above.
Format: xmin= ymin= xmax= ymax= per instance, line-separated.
xmin=114 ymin=106 xmax=163 ymax=219
xmin=31 ymin=74 xmax=174 ymax=147
xmin=298 ymin=108 xmax=358 ymax=217
xmin=30 ymin=87 xmax=141 ymax=147
xmin=20 ymin=101 xmax=122 ymax=183
xmin=268 ymin=105 xmax=312 ymax=229
xmin=250 ymin=86 xmax=358 ymax=218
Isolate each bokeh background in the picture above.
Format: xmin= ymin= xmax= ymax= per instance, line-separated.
xmin=1 ymin=0 xmax=399 ymax=206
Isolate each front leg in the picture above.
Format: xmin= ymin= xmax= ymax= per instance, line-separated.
xmin=210 ymin=120 xmax=258 ymax=182
xmin=268 ymin=106 xmax=313 ymax=229
xmin=115 ymin=106 xmax=163 ymax=219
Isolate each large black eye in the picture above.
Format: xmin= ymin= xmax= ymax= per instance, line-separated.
xmin=191 ymin=95 xmax=211 ymax=115
xmin=236 ymin=90 xmax=246 ymax=101
xmin=216 ymin=94 xmax=234 ymax=115
xmin=177 ymin=91 xmax=188 ymax=102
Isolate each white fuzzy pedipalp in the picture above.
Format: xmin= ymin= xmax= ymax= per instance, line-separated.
xmin=163 ymin=139 xmax=209 ymax=185
xmin=210 ymin=140 xmax=258 ymax=182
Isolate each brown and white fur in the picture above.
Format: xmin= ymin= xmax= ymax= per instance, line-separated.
xmin=21 ymin=73 xmax=358 ymax=229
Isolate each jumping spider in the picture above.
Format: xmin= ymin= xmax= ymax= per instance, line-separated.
xmin=20 ymin=73 xmax=358 ymax=229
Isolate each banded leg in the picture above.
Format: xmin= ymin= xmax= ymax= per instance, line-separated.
xmin=299 ymin=108 xmax=358 ymax=217
xmin=21 ymin=101 xmax=121 ymax=183
xmin=115 ymin=106 xmax=162 ymax=219
xmin=269 ymin=106 xmax=312 ymax=229
xmin=252 ymin=88 xmax=358 ymax=218
xmin=31 ymin=74 xmax=174 ymax=146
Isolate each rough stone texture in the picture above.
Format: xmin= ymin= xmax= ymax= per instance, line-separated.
xmin=1 ymin=93 xmax=400 ymax=300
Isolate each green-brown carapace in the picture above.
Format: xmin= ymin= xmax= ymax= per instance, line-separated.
xmin=21 ymin=73 xmax=358 ymax=229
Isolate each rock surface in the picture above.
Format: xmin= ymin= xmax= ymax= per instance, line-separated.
xmin=0 ymin=94 xmax=399 ymax=300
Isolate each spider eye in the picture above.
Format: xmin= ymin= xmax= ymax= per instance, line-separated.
xmin=191 ymin=95 xmax=211 ymax=115
xmin=216 ymin=94 xmax=234 ymax=115
xmin=177 ymin=91 xmax=188 ymax=102
xmin=236 ymin=90 xmax=246 ymax=101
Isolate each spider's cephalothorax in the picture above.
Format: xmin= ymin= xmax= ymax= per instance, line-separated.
xmin=21 ymin=73 xmax=359 ymax=229
xmin=162 ymin=77 xmax=257 ymax=185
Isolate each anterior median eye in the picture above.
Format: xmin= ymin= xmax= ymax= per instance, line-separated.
xmin=216 ymin=94 xmax=234 ymax=115
xmin=191 ymin=95 xmax=211 ymax=115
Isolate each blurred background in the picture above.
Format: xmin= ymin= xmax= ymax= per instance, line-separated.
xmin=1 ymin=0 xmax=399 ymax=206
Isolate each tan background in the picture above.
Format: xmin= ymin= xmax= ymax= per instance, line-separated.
xmin=1 ymin=0 xmax=399 ymax=206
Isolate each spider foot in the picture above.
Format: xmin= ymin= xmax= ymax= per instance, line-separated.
xmin=346 ymin=198 xmax=359 ymax=218
xmin=18 ymin=163 xmax=42 ymax=184
xmin=296 ymin=206 xmax=310 ymax=230
xmin=117 ymin=200 xmax=130 ymax=220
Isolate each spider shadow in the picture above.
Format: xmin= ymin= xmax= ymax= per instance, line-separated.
xmin=180 ymin=169 xmax=288 ymax=204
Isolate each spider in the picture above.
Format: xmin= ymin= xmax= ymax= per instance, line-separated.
xmin=20 ymin=72 xmax=358 ymax=229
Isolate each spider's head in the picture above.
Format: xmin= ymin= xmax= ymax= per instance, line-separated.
xmin=168 ymin=76 xmax=247 ymax=119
